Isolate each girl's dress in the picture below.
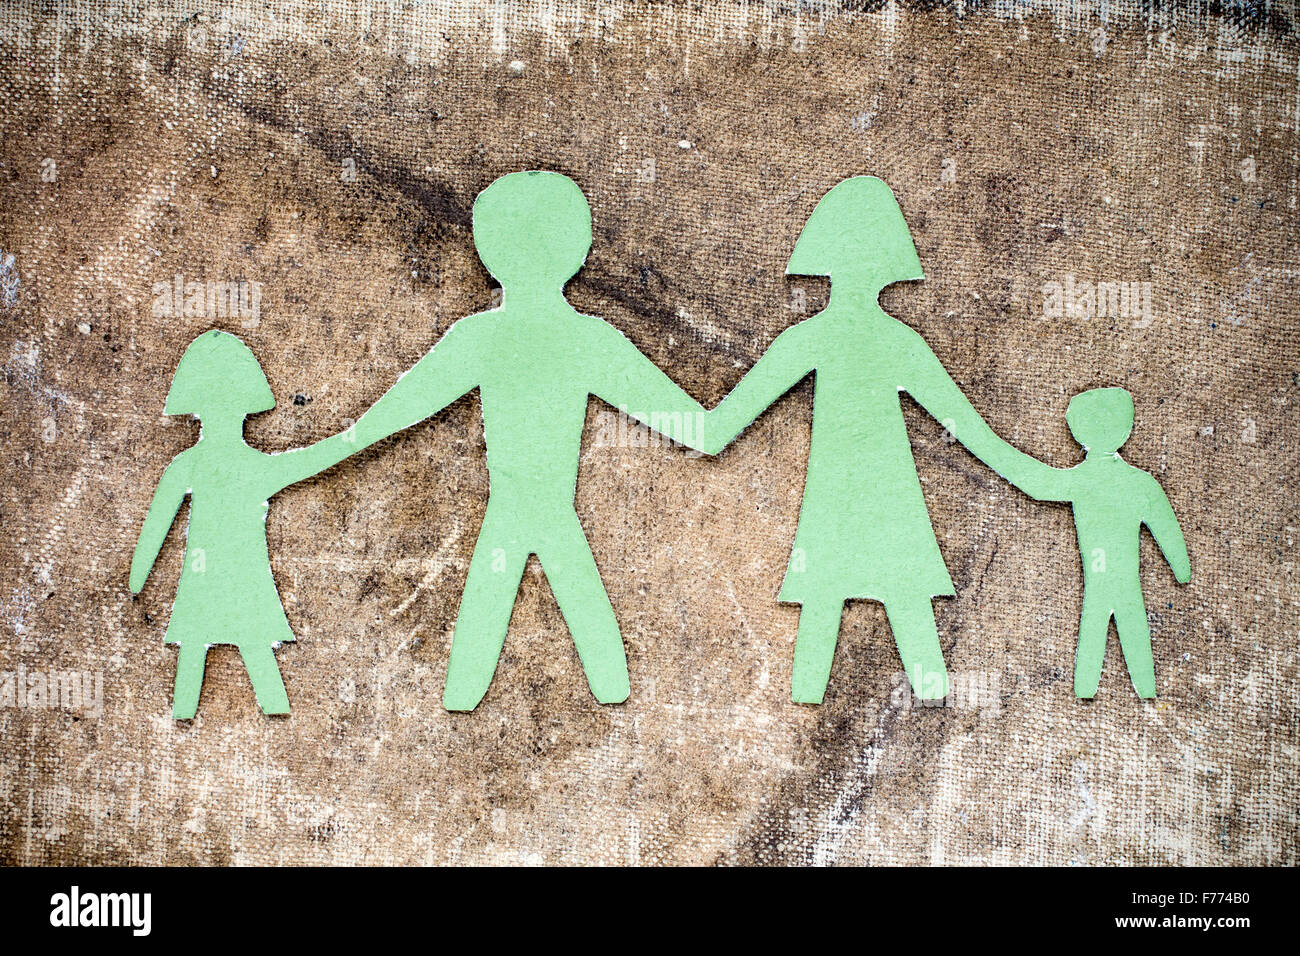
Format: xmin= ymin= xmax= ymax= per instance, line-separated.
xmin=161 ymin=442 xmax=300 ymax=649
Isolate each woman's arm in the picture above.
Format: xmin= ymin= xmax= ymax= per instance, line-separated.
xmin=900 ymin=325 xmax=1073 ymax=501
xmin=701 ymin=322 xmax=817 ymax=455
xmin=129 ymin=455 xmax=191 ymax=593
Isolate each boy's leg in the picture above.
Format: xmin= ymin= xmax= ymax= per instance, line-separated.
xmin=791 ymin=601 xmax=845 ymax=704
xmin=883 ymin=596 xmax=950 ymax=701
xmin=1113 ymin=592 xmax=1156 ymax=699
xmin=239 ymin=643 xmax=290 ymax=715
xmin=536 ymin=512 xmax=629 ymax=704
xmin=172 ymin=644 xmax=207 ymax=719
xmin=1073 ymin=593 xmax=1113 ymax=698
xmin=443 ymin=508 xmax=529 ymax=711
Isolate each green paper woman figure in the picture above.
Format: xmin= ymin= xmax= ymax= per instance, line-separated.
xmin=347 ymin=171 xmax=710 ymax=711
xmin=990 ymin=387 xmax=1191 ymax=697
xmin=130 ymin=330 xmax=356 ymax=718
xmin=700 ymin=176 xmax=1048 ymax=704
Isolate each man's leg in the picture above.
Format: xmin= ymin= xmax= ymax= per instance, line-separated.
xmin=883 ymin=595 xmax=950 ymax=701
xmin=791 ymin=601 xmax=845 ymax=704
xmin=172 ymin=643 xmax=207 ymax=719
xmin=1073 ymin=591 xmax=1114 ymax=698
xmin=1113 ymin=591 xmax=1156 ymax=699
xmin=535 ymin=512 xmax=629 ymax=704
xmin=239 ymin=643 xmax=291 ymax=715
xmin=444 ymin=508 xmax=529 ymax=711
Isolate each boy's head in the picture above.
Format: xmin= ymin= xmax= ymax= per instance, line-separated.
xmin=473 ymin=171 xmax=592 ymax=291
xmin=1066 ymin=387 xmax=1134 ymax=454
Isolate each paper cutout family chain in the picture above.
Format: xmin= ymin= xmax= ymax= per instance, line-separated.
xmin=130 ymin=173 xmax=1191 ymax=719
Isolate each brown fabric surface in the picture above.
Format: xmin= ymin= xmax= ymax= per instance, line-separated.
xmin=0 ymin=0 xmax=1295 ymax=865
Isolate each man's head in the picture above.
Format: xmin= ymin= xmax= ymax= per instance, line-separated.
xmin=1067 ymin=387 xmax=1134 ymax=454
xmin=473 ymin=171 xmax=592 ymax=291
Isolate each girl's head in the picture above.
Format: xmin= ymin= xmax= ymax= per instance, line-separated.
xmin=165 ymin=330 xmax=274 ymax=424
xmin=786 ymin=176 xmax=924 ymax=292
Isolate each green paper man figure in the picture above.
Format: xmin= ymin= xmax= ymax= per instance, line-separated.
xmin=130 ymin=330 xmax=356 ymax=718
xmin=992 ymin=387 xmax=1191 ymax=698
xmin=699 ymin=176 xmax=1048 ymax=704
xmin=348 ymin=171 xmax=709 ymax=710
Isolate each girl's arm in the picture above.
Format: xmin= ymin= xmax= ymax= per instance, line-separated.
xmin=129 ymin=456 xmax=191 ymax=593
xmin=263 ymin=430 xmax=360 ymax=496
xmin=701 ymin=321 xmax=817 ymax=455
xmin=900 ymin=325 xmax=1073 ymax=501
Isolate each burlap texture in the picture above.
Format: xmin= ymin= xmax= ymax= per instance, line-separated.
xmin=0 ymin=0 xmax=1295 ymax=865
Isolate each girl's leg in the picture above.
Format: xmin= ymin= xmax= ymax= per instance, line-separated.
xmin=1073 ymin=593 xmax=1113 ymax=698
xmin=1113 ymin=593 xmax=1156 ymax=699
xmin=238 ymin=643 xmax=290 ymax=715
xmin=443 ymin=508 xmax=530 ymax=711
xmin=536 ymin=511 xmax=629 ymax=705
xmin=883 ymin=596 xmax=949 ymax=701
xmin=792 ymin=601 xmax=845 ymax=704
xmin=172 ymin=644 xmax=208 ymax=719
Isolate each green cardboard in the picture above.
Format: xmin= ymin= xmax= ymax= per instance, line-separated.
xmin=698 ymin=176 xmax=1053 ymax=704
xmin=347 ymin=171 xmax=709 ymax=711
xmin=130 ymin=330 xmax=355 ymax=718
xmin=988 ymin=388 xmax=1191 ymax=698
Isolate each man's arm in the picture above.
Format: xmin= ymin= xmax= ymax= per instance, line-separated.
xmin=900 ymin=326 xmax=1073 ymax=501
xmin=698 ymin=322 xmax=817 ymax=455
xmin=349 ymin=317 xmax=481 ymax=451
xmin=1142 ymin=475 xmax=1191 ymax=583
xmin=129 ymin=455 xmax=190 ymax=593
xmin=586 ymin=319 xmax=713 ymax=454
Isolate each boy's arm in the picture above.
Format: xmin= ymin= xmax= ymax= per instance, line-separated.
xmin=349 ymin=317 xmax=481 ymax=450
xmin=1142 ymin=476 xmax=1192 ymax=583
xmin=587 ymin=320 xmax=712 ymax=454
xmin=129 ymin=456 xmax=190 ymax=593
xmin=699 ymin=322 xmax=817 ymax=455
xmin=901 ymin=328 xmax=1073 ymax=501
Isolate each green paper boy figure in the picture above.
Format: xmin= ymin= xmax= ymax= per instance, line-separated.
xmin=130 ymin=330 xmax=356 ymax=718
xmin=347 ymin=171 xmax=710 ymax=710
xmin=994 ymin=387 xmax=1191 ymax=697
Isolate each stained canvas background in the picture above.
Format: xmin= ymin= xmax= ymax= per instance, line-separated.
xmin=0 ymin=0 xmax=1296 ymax=865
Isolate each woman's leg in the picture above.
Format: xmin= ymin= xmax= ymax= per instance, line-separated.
xmin=792 ymin=601 xmax=845 ymax=704
xmin=172 ymin=643 xmax=207 ymax=719
xmin=239 ymin=643 xmax=290 ymax=715
xmin=883 ymin=596 xmax=950 ymax=700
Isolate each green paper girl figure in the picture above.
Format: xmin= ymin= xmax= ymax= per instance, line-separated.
xmin=700 ymin=176 xmax=1048 ymax=704
xmin=130 ymin=330 xmax=356 ymax=718
xmin=989 ymin=387 xmax=1191 ymax=698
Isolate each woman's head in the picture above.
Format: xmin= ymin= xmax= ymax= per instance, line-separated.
xmin=165 ymin=329 xmax=274 ymax=421
xmin=787 ymin=176 xmax=924 ymax=291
